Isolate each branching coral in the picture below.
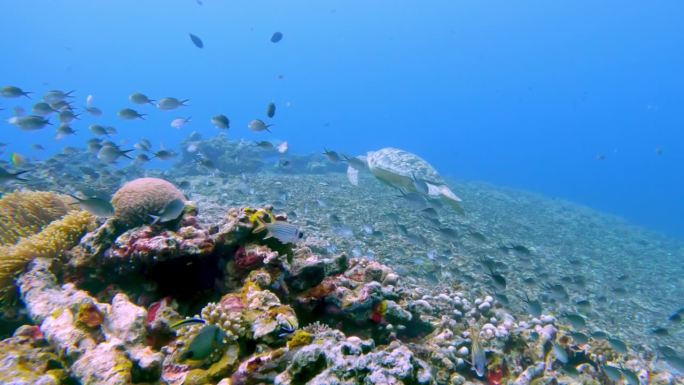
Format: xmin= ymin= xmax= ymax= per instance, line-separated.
xmin=0 ymin=191 xmax=71 ymax=245
xmin=0 ymin=209 xmax=95 ymax=303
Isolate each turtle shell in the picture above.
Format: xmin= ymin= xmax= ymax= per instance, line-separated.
xmin=366 ymin=147 xmax=462 ymax=204
xmin=366 ymin=147 xmax=444 ymax=187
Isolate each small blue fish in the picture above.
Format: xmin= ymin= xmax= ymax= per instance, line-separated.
xmin=270 ymin=32 xmax=283 ymax=43
xmin=602 ymin=365 xmax=623 ymax=382
xmin=552 ymin=342 xmax=568 ymax=364
xmin=189 ymin=33 xmax=204 ymax=48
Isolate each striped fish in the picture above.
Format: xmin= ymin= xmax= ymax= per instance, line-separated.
xmin=264 ymin=221 xmax=304 ymax=244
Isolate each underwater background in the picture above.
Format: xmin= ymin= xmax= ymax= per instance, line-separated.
xmin=2 ymin=0 xmax=683 ymax=238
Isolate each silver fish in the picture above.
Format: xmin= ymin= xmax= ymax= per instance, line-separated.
xmin=568 ymin=331 xmax=589 ymax=344
xmin=211 ymin=114 xmax=230 ymax=130
xmin=1 ymin=86 xmax=31 ymax=98
xmin=563 ymin=313 xmax=586 ymax=329
xmin=602 ymin=365 xmax=623 ymax=382
xmin=89 ymin=124 xmax=109 ymax=136
xmin=129 ymin=92 xmax=155 ymax=105
xmin=608 ymin=338 xmax=628 ymax=354
xmin=118 ymin=108 xmax=146 ymax=120
xmin=620 ymin=368 xmax=639 ymax=385
xmin=97 ymin=145 xmax=133 ymax=163
xmin=171 ymin=117 xmax=191 ymax=129
xmin=59 ymin=109 xmax=79 ymax=123
xmin=32 ymin=102 xmax=57 ymax=116
xmin=135 ymin=139 xmax=152 ymax=152
xmin=248 ymin=119 xmax=272 ymax=133
xmin=153 ymin=149 xmax=178 ymax=160
xmin=70 ymin=195 xmax=114 ymax=217
xmin=522 ymin=293 xmax=542 ymax=317
xmin=256 ymin=141 xmax=274 ymax=150
xmin=85 ymin=106 xmax=103 ymax=116
xmin=552 ymin=343 xmax=568 ymax=364
xmin=150 ymin=199 xmax=185 ymax=224
xmin=323 ymin=148 xmax=341 ymax=162
xmin=263 ymin=221 xmax=304 ymax=244
xmin=9 ymin=115 xmax=50 ymax=130
xmin=157 ymin=97 xmax=188 ymax=110
xmin=135 ymin=153 xmax=151 ymax=163
xmin=43 ymin=90 xmax=74 ymax=103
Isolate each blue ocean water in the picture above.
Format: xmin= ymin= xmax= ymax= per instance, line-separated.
xmin=1 ymin=0 xmax=683 ymax=238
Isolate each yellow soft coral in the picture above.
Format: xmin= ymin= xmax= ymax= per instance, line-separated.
xmin=0 ymin=210 xmax=95 ymax=303
xmin=0 ymin=191 xmax=72 ymax=245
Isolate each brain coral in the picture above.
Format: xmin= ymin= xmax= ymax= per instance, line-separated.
xmin=111 ymin=178 xmax=185 ymax=227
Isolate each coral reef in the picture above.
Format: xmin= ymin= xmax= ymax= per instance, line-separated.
xmin=0 ymin=209 xmax=95 ymax=303
xmin=111 ymin=177 xmax=185 ymax=227
xmin=105 ymin=224 xmax=214 ymax=270
xmin=18 ymin=258 xmax=163 ymax=385
xmin=0 ymin=189 xmax=680 ymax=385
xmin=0 ymin=325 xmax=68 ymax=385
xmin=0 ymin=191 xmax=72 ymax=245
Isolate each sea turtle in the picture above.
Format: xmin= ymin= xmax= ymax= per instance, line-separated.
xmin=347 ymin=147 xmax=462 ymax=208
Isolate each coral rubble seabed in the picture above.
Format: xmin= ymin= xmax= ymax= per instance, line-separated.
xmin=0 ymin=184 xmax=681 ymax=385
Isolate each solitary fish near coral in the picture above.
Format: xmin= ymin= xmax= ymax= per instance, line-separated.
xmin=259 ymin=221 xmax=303 ymax=244
xmin=552 ymin=343 xmax=568 ymax=364
xmin=172 ymin=318 xmax=226 ymax=361
xmin=69 ymin=195 xmax=114 ymax=217
xmin=150 ymin=198 xmax=185 ymax=224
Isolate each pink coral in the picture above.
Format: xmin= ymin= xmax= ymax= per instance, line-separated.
xmin=111 ymin=178 xmax=185 ymax=227
xmin=107 ymin=226 xmax=214 ymax=266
